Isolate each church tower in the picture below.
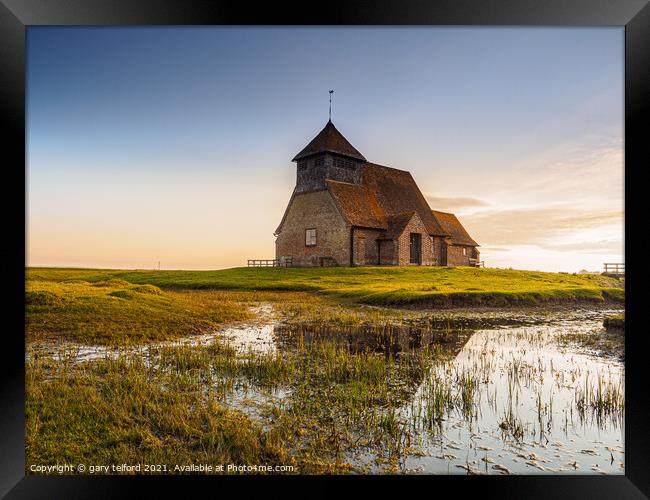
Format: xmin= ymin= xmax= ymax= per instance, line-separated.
xmin=291 ymin=120 xmax=367 ymax=193
xmin=276 ymin=117 xmax=480 ymax=268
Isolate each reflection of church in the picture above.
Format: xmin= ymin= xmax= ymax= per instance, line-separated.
xmin=276 ymin=324 xmax=473 ymax=358
xmin=276 ymin=323 xmax=474 ymax=402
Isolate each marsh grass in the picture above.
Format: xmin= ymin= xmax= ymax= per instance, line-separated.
xmin=25 ymin=267 xmax=626 ymax=474
xmin=27 ymin=266 xmax=624 ymax=308
xmin=557 ymin=329 xmax=625 ymax=361
xmin=26 ymin=352 xmax=292 ymax=472
xmin=26 ymin=324 xmax=456 ymax=473
xmin=26 ymin=315 xmax=627 ymax=474
xmin=26 ymin=280 xmax=252 ymax=345
xmin=575 ymin=372 xmax=625 ymax=424
xmin=27 ymin=274 xmax=434 ymax=347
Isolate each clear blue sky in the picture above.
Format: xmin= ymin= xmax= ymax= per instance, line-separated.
xmin=27 ymin=27 xmax=623 ymax=271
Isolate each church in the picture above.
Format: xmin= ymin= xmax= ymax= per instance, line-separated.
xmin=274 ymin=120 xmax=480 ymax=267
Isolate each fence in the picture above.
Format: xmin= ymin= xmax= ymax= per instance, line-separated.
xmin=603 ymin=263 xmax=624 ymax=276
xmin=247 ymin=257 xmax=293 ymax=268
xmin=247 ymin=259 xmax=276 ymax=267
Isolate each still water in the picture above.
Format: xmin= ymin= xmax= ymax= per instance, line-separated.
xmin=399 ymin=320 xmax=624 ymax=474
xmin=28 ymin=305 xmax=624 ymax=474
xmin=268 ymin=309 xmax=624 ymax=474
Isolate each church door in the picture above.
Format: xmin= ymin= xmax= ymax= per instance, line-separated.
xmin=409 ymin=233 xmax=421 ymax=265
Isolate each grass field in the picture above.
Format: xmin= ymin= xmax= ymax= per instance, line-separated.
xmin=26 ymin=266 xmax=624 ymax=345
xmin=27 ymin=266 xmax=624 ymax=307
xmin=25 ymin=266 xmax=625 ymax=474
xmin=26 ymin=278 xmax=253 ymax=345
xmin=26 ymin=276 xmax=421 ymax=345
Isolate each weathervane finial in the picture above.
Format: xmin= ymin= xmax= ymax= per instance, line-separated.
xmin=329 ymin=90 xmax=334 ymax=122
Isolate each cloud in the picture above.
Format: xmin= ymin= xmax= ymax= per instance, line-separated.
xmin=425 ymin=195 xmax=489 ymax=211
xmin=538 ymin=239 xmax=623 ymax=254
xmin=499 ymin=143 xmax=624 ymax=205
xmin=478 ymin=243 xmax=623 ymax=273
xmin=461 ymin=205 xmax=623 ymax=247
xmin=479 ymin=246 xmax=511 ymax=252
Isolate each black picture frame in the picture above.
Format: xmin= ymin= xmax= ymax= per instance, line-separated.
xmin=2 ymin=0 xmax=648 ymax=497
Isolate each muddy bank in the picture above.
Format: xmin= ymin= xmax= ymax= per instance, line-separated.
xmin=375 ymin=293 xmax=624 ymax=311
xmin=604 ymin=316 xmax=625 ymax=332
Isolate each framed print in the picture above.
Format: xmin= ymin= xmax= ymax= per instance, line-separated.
xmin=2 ymin=0 xmax=649 ymax=497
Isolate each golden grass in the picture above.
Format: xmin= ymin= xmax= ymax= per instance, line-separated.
xmin=26 ymin=279 xmax=251 ymax=345
xmin=27 ymin=266 xmax=625 ymax=307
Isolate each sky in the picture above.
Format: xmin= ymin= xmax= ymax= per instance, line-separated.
xmin=27 ymin=27 xmax=624 ymax=272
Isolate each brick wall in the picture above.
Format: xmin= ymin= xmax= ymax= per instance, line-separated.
xmin=394 ymin=214 xmax=434 ymax=266
xmin=275 ymin=190 xmax=350 ymax=266
xmin=352 ymin=228 xmax=384 ymax=265
xmin=274 ymin=188 xmax=478 ymax=268
xmin=430 ymin=236 xmax=447 ymax=266
xmin=378 ymin=240 xmax=396 ymax=265
xmin=446 ymin=245 xmax=477 ymax=266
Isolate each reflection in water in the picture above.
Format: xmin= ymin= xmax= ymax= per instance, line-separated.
xmin=28 ymin=305 xmax=625 ymax=474
xmin=273 ymin=311 xmax=624 ymax=474
xmin=401 ymin=322 xmax=624 ymax=474
xmin=275 ymin=323 xmax=473 ymax=358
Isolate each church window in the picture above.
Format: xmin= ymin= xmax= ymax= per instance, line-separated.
xmin=306 ymin=228 xmax=317 ymax=246
xmin=333 ymin=157 xmax=355 ymax=170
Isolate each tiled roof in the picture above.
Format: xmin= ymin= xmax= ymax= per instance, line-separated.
xmin=325 ymin=163 xmax=447 ymax=237
xmin=292 ymin=120 xmax=366 ymax=162
xmin=431 ymin=210 xmax=479 ymax=246
xmin=363 ymin=164 xmax=447 ymax=236
xmin=325 ymin=180 xmax=387 ymax=229
xmin=385 ymin=212 xmax=418 ymax=239
xmin=280 ymin=123 xmax=479 ymax=248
